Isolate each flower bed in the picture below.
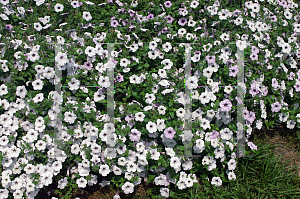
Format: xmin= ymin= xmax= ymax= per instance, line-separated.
xmin=0 ymin=0 xmax=300 ymax=198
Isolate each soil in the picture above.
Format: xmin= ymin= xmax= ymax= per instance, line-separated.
xmin=249 ymin=123 xmax=300 ymax=178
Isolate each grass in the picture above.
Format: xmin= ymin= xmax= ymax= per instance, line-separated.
xmin=37 ymin=122 xmax=300 ymax=199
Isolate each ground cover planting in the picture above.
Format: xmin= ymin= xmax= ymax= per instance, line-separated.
xmin=0 ymin=0 xmax=300 ymax=198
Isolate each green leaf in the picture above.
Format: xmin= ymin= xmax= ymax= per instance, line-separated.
xmin=117 ymin=88 xmax=125 ymax=93
xmin=267 ymin=96 xmax=272 ymax=104
xmin=148 ymin=174 xmax=155 ymax=182
xmin=97 ymin=99 xmax=107 ymax=104
xmin=137 ymin=65 xmax=144 ymax=70
xmin=144 ymin=63 xmax=150 ymax=69
xmin=132 ymin=92 xmax=138 ymax=98
xmin=170 ymin=112 xmax=174 ymax=118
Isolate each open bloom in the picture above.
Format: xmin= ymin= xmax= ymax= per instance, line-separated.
xmin=211 ymin=177 xmax=222 ymax=187
xmin=164 ymin=1 xmax=172 ymax=8
xmin=54 ymin=3 xmax=64 ymax=12
xmin=219 ymin=99 xmax=232 ymax=112
xmin=164 ymin=127 xmax=176 ymax=139
xmin=122 ymin=182 xmax=134 ymax=194
xmin=236 ymin=40 xmax=247 ymax=50
xmin=76 ymin=177 xmax=87 ymax=188
xmin=271 ymin=101 xmax=282 ymax=112
xmin=83 ymin=11 xmax=92 ymax=21
xmin=247 ymin=142 xmax=257 ymax=150
xmin=68 ymin=77 xmax=80 ymax=91
xmin=146 ymin=121 xmax=157 ymax=133
xmin=71 ymin=0 xmax=81 ymax=8
xmin=170 ymin=156 xmax=181 ymax=168
xmin=111 ymin=20 xmax=119 ymax=27
xmin=185 ymin=76 xmax=198 ymax=90
xmin=5 ymin=24 xmax=12 ymax=30
xmin=0 ymin=84 xmax=8 ymax=96
xmin=55 ymin=52 xmax=69 ymax=66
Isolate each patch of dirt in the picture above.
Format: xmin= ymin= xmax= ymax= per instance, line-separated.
xmin=38 ymin=177 xmax=158 ymax=199
xmin=250 ymin=123 xmax=300 ymax=177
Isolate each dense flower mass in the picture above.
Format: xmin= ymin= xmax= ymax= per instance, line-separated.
xmin=0 ymin=0 xmax=299 ymax=198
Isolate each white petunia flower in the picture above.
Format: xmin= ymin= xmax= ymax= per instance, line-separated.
xmin=103 ymin=122 xmax=115 ymax=133
xmin=112 ymin=165 xmax=122 ymax=176
xmin=98 ymin=76 xmax=111 ymax=88
xmin=176 ymin=107 xmax=185 ymax=118
xmin=281 ymin=43 xmax=291 ymax=54
xmin=202 ymin=156 xmax=212 ymax=165
xmin=38 ymin=16 xmax=50 ymax=25
xmin=162 ymin=42 xmax=172 ymax=52
xmin=129 ymin=75 xmax=140 ymax=84
xmin=68 ymin=77 xmax=80 ymax=91
xmin=154 ymin=174 xmax=167 ymax=186
xmin=185 ymin=76 xmax=198 ymax=90
xmin=227 ymin=171 xmax=236 ymax=180
xmin=82 ymin=11 xmax=92 ymax=21
xmin=120 ymin=58 xmax=130 ymax=67
xmin=158 ymin=79 xmax=170 ymax=87
xmin=135 ymin=112 xmax=145 ymax=122
xmin=224 ymin=85 xmax=233 ymax=94
xmin=126 ymin=161 xmax=138 ymax=173
xmin=32 ymin=79 xmax=44 ymax=90
xmin=146 ymin=121 xmax=157 ymax=133
xmin=76 ymin=177 xmax=87 ymax=188
xmin=236 ymin=40 xmax=248 ymax=50
xmin=16 ymin=85 xmax=27 ymax=98
xmin=182 ymin=160 xmax=193 ymax=171
xmin=161 ymin=59 xmax=173 ymax=69
xmin=27 ymin=51 xmax=40 ymax=62
xmin=32 ymin=93 xmax=44 ymax=103
xmin=33 ymin=22 xmax=43 ymax=31
xmin=56 ymin=35 xmax=65 ymax=44
xmin=220 ymin=33 xmax=230 ymax=42
xmin=145 ymin=93 xmax=156 ymax=104
xmin=0 ymin=0 xmax=10 ymax=5
xmin=149 ymin=41 xmax=158 ymax=50
xmin=211 ymin=176 xmax=222 ymax=187
xmin=85 ymin=46 xmax=96 ymax=57
xmin=35 ymin=0 xmax=45 ymax=6
xmin=200 ymin=118 xmax=211 ymax=130
xmin=170 ymin=156 xmax=181 ymax=169
xmin=177 ymin=179 xmax=187 ymax=190
xmin=158 ymin=69 xmax=167 ymax=78
xmin=0 ymin=84 xmax=8 ymax=96
xmin=202 ymin=67 xmax=213 ymax=79
xmin=55 ymin=52 xmax=69 ymax=67
xmin=99 ymin=164 xmax=111 ymax=176
xmin=118 ymin=157 xmax=127 ymax=166
xmin=185 ymin=177 xmax=195 ymax=187
xmin=35 ymin=140 xmax=46 ymax=151
xmin=190 ymin=0 xmax=199 ymax=8
xmin=220 ymin=127 xmax=233 ymax=140
xmin=251 ymin=3 xmax=260 ymax=13
xmin=64 ymin=111 xmax=77 ymax=124
xmin=227 ymin=158 xmax=237 ymax=170
xmin=136 ymin=142 xmax=145 ymax=152
xmin=122 ymin=182 xmax=134 ymax=194
xmin=157 ymin=105 xmax=166 ymax=115
xmin=54 ymin=3 xmax=64 ymax=12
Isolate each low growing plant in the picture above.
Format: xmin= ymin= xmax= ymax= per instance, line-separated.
xmin=0 ymin=0 xmax=299 ymax=198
